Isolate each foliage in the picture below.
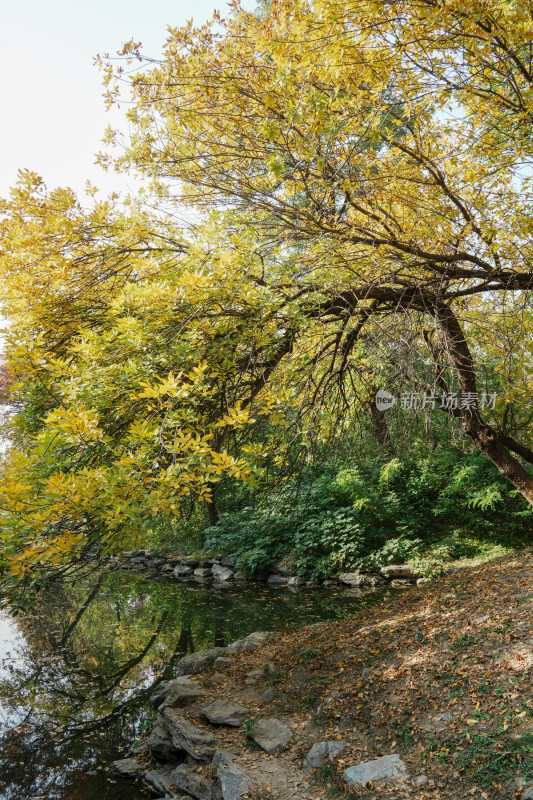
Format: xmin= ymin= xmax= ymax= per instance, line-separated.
xmin=203 ymin=448 xmax=532 ymax=577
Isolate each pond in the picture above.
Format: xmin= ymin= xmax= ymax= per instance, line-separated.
xmin=0 ymin=568 xmax=398 ymax=799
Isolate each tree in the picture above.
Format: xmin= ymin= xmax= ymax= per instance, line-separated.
xmin=0 ymin=0 xmax=532 ymax=586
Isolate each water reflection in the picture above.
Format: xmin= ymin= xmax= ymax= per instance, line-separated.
xmin=0 ymin=569 xmax=396 ymax=799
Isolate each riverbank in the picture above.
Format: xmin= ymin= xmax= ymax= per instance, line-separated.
xmin=112 ymin=549 xmax=533 ymax=799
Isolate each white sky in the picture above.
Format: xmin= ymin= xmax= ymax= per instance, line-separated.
xmin=0 ymin=0 xmax=250 ymax=199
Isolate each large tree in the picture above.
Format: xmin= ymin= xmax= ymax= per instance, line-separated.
xmin=1 ymin=0 xmax=532 ymax=585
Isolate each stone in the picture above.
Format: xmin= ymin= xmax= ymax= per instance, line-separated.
xmin=144 ymin=766 xmax=175 ymax=797
xmin=160 ymin=564 xmax=174 ymax=573
xmin=176 ymin=647 xmax=227 ymax=676
xmin=194 ymin=567 xmax=213 ymax=578
xmin=146 ymin=720 xmax=186 ymax=762
xmin=162 ymin=707 xmax=217 ymax=761
xmin=220 ymin=555 xmax=236 ymax=567
xmin=339 ymin=572 xmax=386 ymax=587
xmin=413 ymin=774 xmax=429 ymax=786
xmin=180 ymin=557 xmax=199 ymax=567
xmin=214 ymin=657 xmax=233 ymax=669
xmin=212 ymin=564 xmax=235 ymax=581
xmin=110 ymin=757 xmax=145 ymax=779
xmin=202 ymin=700 xmax=248 ymax=727
xmin=267 ymin=574 xmax=288 ymax=586
xmin=417 ymin=577 xmax=429 ymax=585
xmin=251 ymin=717 xmax=293 ymax=755
xmin=233 ymin=571 xmax=246 ymax=581
xmin=261 ymin=687 xmax=276 ymax=702
xmin=170 ymin=765 xmax=214 ymax=800
xmin=343 ymin=754 xmax=410 ymax=788
xmin=174 ymin=564 xmax=194 ymax=577
xmin=303 ymin=740 xmax=346 ymax=769
xmin=226 ymin=631 xmax=274 ymax=654
xmin=153 ymin=678 xmax=205 ymax=711
xmin=361 ymin=667 xmax=373 ymax=679
xmin=209 ymin=672 xmax=228 ymax=685
xmin=214 ymin=751 xmax=256 ymax=800
xmin=391 ymin=578 xmax=415 ymax=587
xmin=288 ymin=576 xmax=306 ymax=587
xmin=271 ymin=559 xmax=289 ymax=576
xmin=380 ymin=564 xmax=420 ymax=579
xmin=322 ymin=579 xmax=340 ymax=587
xmin=522 ymin=790 xmax=533 ymax=800
xmin=306 ymin=580 xmax=319 ymax=587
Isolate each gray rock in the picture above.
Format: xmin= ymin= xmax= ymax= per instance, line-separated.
xmin=162 ymin=708 xmax=217 ymax=761
xmin=288 ymin=576 xmax=306 ymax=587
xmin=220 ymin=555 xmax=236 ymax=568
xmin=214 ymin=657 xmax=233 ymax=669
xmin=212 ymin=564 xmax=234 ymax=581
xmin=176 ymin=647 xmax=227 ymax=676
xmin=391 ymin=578 xmax=416 ymax=586
xmin=267 ymin=574 xmax=288 ymax=586
xmin=261 ymin=687 xmax=276 ymax=702
xmin=174 ymin=564 xmax=194 ymax=577
xmin=251 ymin=717 xmax=293 ymax=755
xmin=413 ymin=774 xmax=429 ymax=786
xmin=170 ymin=765 xmax=214 ymax=800
xmin=209 ymin=673 xmax=228 ymax=685
xmin=160 ymin=564 xmax=175 ymax=573
xmin=361 ymin=667 xmax=373 ymax=679
xmin=303 ymin=740 xmax=346 ymax=769
xmin=214 ymin=751 xmax=256 ymax=800
xmin=322 ymin=579 xmax=340 ymax=587
xmin=305 ymin=580 xmax=319 ymax=587
xmin=380 ymin=564 xmax=420 ymax=579
xmin=343 ymin=754 xmax=410 ymax=788
xmin=144 ymin=766 xmax=175 ymax=796
xmin=194 ymin=567 xmax=213 ymax=578
xmin=156 ymin=678 xmax=205 ymax=710
xmin=233 ymin=571 xmax=246 ymax=581
xmin=110 ymin=757 xmax=145 ymax=779
xmin=180 ymin=557 xmax=199 ymax=567
xmin=339 ymin=572 xmax=386 ymax=587
xmin=202 ymin=700 xmax=248 ymax=727
xmin=226 ymin=631 xmax=274 ymax=654
xmin=146 ymin=720 xmax=186 ymax=762
xmin=522 ymin=790 xmax=533 ymax=800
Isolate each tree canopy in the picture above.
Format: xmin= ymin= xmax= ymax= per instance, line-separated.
xmin=1 ymin=0 xmax=532 ymax=586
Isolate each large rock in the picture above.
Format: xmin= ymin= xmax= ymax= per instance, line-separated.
xmin=110 ymin=757 xmax=145 ymax=779
xmin=176 ymin=647 xmax=227 ymax=676
xmin=226 ymin=631 xmax=274 ymax=654
xmin=339 ymin=573 xmax=386 ymax=587
xmin=288 ymin=576 xmax=306 ymax=587
xmin=180 ymin=557 xmax=199 ymax=567
xmin=380 ymin=564 xmax=420 ymax=580
xmin=212 ymin=564 xmax=234 ymax=581
xmin=194 ymin=567 xmax=213 ymax=578
xmin=151 ymin=677 xmax=204 ymax=710
xmin=251 ymin=718 xmax=293 ymax=755
xmin=174 ymin=564 xmax=194 ymax=577
xmin=146 ymin=720 xmax=185 ymax=762
xmin=170 ymin=765 xmax=214 ymax=800
xmin=521 ymin=790 xmax=533 ymax=800
xmin=162 ymin=707 xmax=217 ymax=761
xmin=214 ymin=750 xmax=256 ymax=800
xmin=304 ymin=740 xmax=346 ymax=769
xmin=267 ymin=574 xmax=289 ymax=586
xmin=343 ymin=754 xmax=410 ymax=788
xmin=144 ymin=766 xmax=175 ymax=797
xmin=202 ymin=700 xmax=248 ymax=727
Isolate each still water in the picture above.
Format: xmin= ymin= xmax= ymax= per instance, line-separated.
xmin=0 ymin=569 xmax=396 ymax=799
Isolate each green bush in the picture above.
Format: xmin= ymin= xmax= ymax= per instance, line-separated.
xmin=202 ymin=448 xmax=533 ymax=577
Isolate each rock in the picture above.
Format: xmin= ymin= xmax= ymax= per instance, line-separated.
xmin=160 ymin=564 xmax=174 ymax=573
xmin=226 ymin=631 xmax=274 ymax=654
xmin=209 ymin=672 xmax=228 ymax=685
xmin=271 ymin=559 xmax=289 ymax=576
xmin=322 ymin=579 xmax=340 ymax=587
xmin=122 ymin=551 xmax=134 ymax=558
xmin=202 ymin=700 xmax=248 ymax=727
xmin=413 ymin=774 xmax=429 ymax=786
xmin=305 ymin=580 xmax=319 ymax=587
xmin=361 ymin=667 xmax=373 ymax=679
xmin=144 ymin=766 xmax=175 ymax=796
xmin=251 ymin=718 xmax=293 ymax=755
xmin=303 ymin=740 xmax=346 ymax=769
xmin=522 ymin=790 xmax=533 ymax=800
xmin=220 ymin=555 xmax=236 ymax=568
xmin=233 ymin=571 xmax=246 ymax=581
xmin=261 ymin=687 xmax=276 ymax=702
xmin=176 ymin=647 xmax=227 ymax=676
xmin=417 ymin=577 xmax=429 ymax=585
xmin=162 ymin=708 xmax=217 ymax=761
xmin=180 ymin=557 xmax=199 ymax=567
xmin=110 ymin=757 xmax=145 ymax=779
xmin=246 ymin=662 xmax=276 ymax=683
xmin=267 ymin=574 xmax=288 ymax=586
xmin=343 ymin=754 xmax=410 ymax=788
xmin=170 ymin=765 xmax=214 ymax=800
xmin=212 ymin=564 xmax=235 ymax=581
xmin=153 ymin=677 xmax=205 ymax=710
xmin=380 ymin=564 xmax=420 ymax=579
xmin=391 ymin=578 xmax=415 ymax=587
xmin=194 ymin=567 xmax=213 ymax=578
xmin=214 ymin=657 xmax=233 ymax=669
xmin=174 ymin=564 xmax=194 ymax=577
xmin=288 ymin=576 xmax=306 ymax=587
xmin=339 ymin=572 xmax=386 ymax=587
xmin=146 ymin=720 xmax=186 ymax=762
xmin=153 ymin=558 xmax=167 ymax=569
xmin=214 ymin=750 xmax=256 ymax=800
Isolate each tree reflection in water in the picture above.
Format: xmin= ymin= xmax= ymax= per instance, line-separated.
xmin=0 ymin=569 xmax=393 ymax=799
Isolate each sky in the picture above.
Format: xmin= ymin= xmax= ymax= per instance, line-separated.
xmin=0 ymin=0 xmax=250 ymax=199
